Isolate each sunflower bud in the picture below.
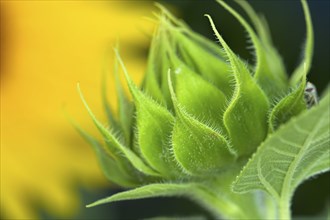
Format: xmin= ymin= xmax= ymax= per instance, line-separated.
xmin=80 ymin=1 xmax=314 ymax=218
xmin=80 ymin=2 xmax=310 ymax=181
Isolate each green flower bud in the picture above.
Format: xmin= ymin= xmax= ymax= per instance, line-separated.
xmin=78 ymin=1 xmax=317 ymax=219
xmin=81 ymin=1 xmax=311 ymax=180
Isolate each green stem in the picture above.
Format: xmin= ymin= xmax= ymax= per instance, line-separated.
xmin=188 ymin=168 xmax=276 ymax=219
xmin=192 ymin=185 xmax=261 ymax=219
xmin=279 ymin=196 xmax=291 ymax=220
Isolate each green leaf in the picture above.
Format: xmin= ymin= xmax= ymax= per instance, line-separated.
xmin=148 ymin=17 xmax=177 ymax=109
xmin=71 ymin=120 xmax=139 ymax=187
xmin=268 ymin=76 xmax=307 ymax=132
xmin=142 ymin=26 xmax=166 ymax=105
xmin=217 ymin=0 xmax=288 ymax=100
xmin=86 ymin=183 xmax=198 ymax=207
xmin=101 ymin=53 xmax=121 ymax=135
xmin=290 ymin=0 xmax=314 ymax=85
xmin=86 ymin=176 xmax=265 ymax=220
xmin=113 ymin=51 xmax=134 ymax=146
xmin=233 ymin=91 xmax=330 ymax=216
xmin=154 ymin=9 xmax=234 ymax=98
xmin=234 ymin=0 xmax=272 ymax=46
xmin=174 ymin=30 xmax=234 ymax=98
xmin=78 ymin=84 xmax=160 ymax=177
xmin=65 ymin=110 xmax=142 ymax=187
xmin=168 ymin=74 xmax=236 ymax=176
xmin=142 ymin=15 xmax=175 ymax=108
xmin=206 ymin=15 xmax=269 ymax=156
xmin=170 ymin=58 xmax=228 ymax=133
xmin=117 ymin=49 xmax=183 ymax=179
xmin=158 ymin=27 xmax=174 ymax=109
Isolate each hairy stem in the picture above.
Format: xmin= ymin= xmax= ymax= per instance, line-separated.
xmin=189 ymin=168 xmax=276 ymax=219
xmin=279 ymin=196 xmax=291 ymax=220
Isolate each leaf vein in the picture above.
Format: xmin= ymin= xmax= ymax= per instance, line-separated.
xmin=269 ymin=148 xmax=296 ymax=158
xmin=257 ymin=157 xmax=280 ymax=200
xmin=293 ymin=123 xmax=309 ymax=135
xmin=278 ymin=137 xmax=302 ymax=149
xmin=281 ymin=110 xmax=327 ymax=197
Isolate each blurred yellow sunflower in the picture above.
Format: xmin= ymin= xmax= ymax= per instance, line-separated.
xmin=0 ymin=1 xmax=153 ymax=219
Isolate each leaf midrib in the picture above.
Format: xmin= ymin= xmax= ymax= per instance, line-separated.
xmin=294 ymin=135 xmax=330 ymax=184
xmin=280 ymin=110 xmax=326 ymax=200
